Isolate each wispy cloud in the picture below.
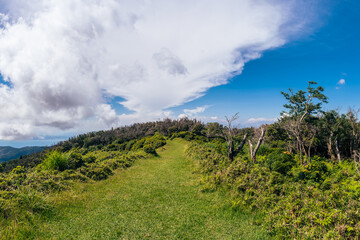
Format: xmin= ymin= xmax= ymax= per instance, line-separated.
xmin=0 ymin=0 xmax=314 ymax=140
xmin=246 ymin=117 xmax=278 ymax=124
xmin=184 ymin=106 xmax=208 ymax=116
xmin=336 ymin=78 xmax=346 ymax=90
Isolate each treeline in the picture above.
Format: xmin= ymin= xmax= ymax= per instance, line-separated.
xmin=179 ymin=82 xmax=360 ymax=239
xmin=0 ymin=130 xmax=171 ymax=238
xmin=0 ymin=118 xmax=201 ymax=172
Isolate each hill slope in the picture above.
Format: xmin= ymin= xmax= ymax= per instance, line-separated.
xmin=33 ymin=140 xmax=268 ymax=239
xmin=0 ymin=146 xmax=46 ymax=162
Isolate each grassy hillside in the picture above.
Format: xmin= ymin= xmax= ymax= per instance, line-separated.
xmin=0 ymin=146 xmax=46 ymax=162
xmin=32 ymin=140 xmax=267 ymax=239
xmin=1 ymin=117 xmax=360 ymax=239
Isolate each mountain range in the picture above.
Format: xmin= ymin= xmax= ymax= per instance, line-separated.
xmin=0 ymin=146 xmax=46 ymax=162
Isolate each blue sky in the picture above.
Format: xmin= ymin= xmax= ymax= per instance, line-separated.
xmin=0 ymin=0 xmax=359 ymax=147
xmin=169 ymin=0 xmax=360 ymax=125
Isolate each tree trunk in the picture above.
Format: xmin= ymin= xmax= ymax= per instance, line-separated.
xmin=227 ymin=140 xmax=234 ymax=161
xmin=234 ymin=133 xmax=248 ymax=155
xmin=248 ymin=140 xmax=253 ymax=162
xmin=327 ymin=132 xmax=335 ymax=160
xmin=335 ymin=139 xmax=341 ymax=162
xmin=353 ymin=151 xmax=360 ymax=174
xmin=296 ymin=136 xmax=303 ymax=165
xmin=249 ymin=128 xmax=266 ymax=163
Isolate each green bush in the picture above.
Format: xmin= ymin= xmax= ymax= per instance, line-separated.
xmin=79 ymin=164 xmax=113 ymax=181
xmin=171 ymin=131 xmax=195 ymax=141
xmin=266 ymin=150 xmax=296 ymax=175
xmin=40 ymin=151 xmax=71 ymax=171
xmin=143 ymin=144 xmax=156 ymax=154
xmin=67 ymin=152 xmax=84 ymax=169
xmin=186 ymin=141 xmax=360 ymax=239
xmin=144 ymin=134 xmax=166 ymax=149
xmin=130 ymin=134 xmax=166 ymax=155
xmin=131 ymin=139 xmax=146 ymax=150
xmin=292 ymin=156 xmax=328 ymax=182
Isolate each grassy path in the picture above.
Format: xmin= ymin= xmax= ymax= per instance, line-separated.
xmin=37 ymin=140 xmax=268 ymax=239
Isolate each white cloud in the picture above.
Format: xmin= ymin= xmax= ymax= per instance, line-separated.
xmin=0 ymin=0 xmax=312 ymax=140
xmin=184 ymin=106 xmax=208 ymax=116
xmin=178 ymin=105 xmax=209 ymax=119
xmin=338 ymin=79 xmax=345 ymax=85
xmin=178 ymin=114 xmax=188 ymax=119
xmin=247 ymin=117 xmax=278 ymax=124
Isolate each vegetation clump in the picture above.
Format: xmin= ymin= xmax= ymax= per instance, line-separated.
xmin=0 ymin=127 xmax=174 ymax=238
xmin=182 ymin=82 xmax=360 ymax=239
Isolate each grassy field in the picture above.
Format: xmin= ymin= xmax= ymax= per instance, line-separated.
xmin=27 ymin=140 xmax=268 ymax=239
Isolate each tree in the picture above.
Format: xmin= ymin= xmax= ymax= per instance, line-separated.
xmin=248 ymin=126 xmax=266 ymax=163
xmin=347 ymin=108 xmax=360 ymax=160
xmin=205 ymin=122 xmax=224 ymax=140
xmin=224 ymin=113 xmax=247 ymax=161
xmin=281 ymin=81 xmax=328 ymax=163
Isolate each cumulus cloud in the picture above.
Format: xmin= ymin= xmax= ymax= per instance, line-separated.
xmin=178 ymin=105 xmax=209 ymax=119
xmin=178 ymin=106 xmax=219 ymax=123
xmin=338 ymin=79 xmax=345 ymax=85
xmin=0 ymin=0 xmax=312 ymax=140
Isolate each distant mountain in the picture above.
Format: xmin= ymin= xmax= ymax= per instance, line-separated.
xmin=0 ymin=146 xmax=46 ymax=162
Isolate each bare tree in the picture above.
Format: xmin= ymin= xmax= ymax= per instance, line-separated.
xmin=327 ymin=131 xmax=336 ymax=160
xmin=352 ymin=150 xmax=360 ymax=174
xmin=303 ymin=123 xmax=318 ymax=162
xmin=347 ymin=108 xmax=360 ymax=160
xmin=224 ymin=113 xmax=247 ymax=161
xmin=248 ymin=127 xmax=266 ymax=163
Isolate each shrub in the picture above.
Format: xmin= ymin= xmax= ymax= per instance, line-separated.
xmin=186 ymin=141 xmax=360 ymax=239
xmin=79 ymin=164 xmax=113 ymax=181
xmin=131 ymin=139 xmax=146 ymax=150
xmin=171 ymin=131 xmax=195 ymax=141
xmin=143 ymin=144 xmax=156 ymax=154
xmin=266 ymin=150 xmax=296 ymax=175
xmin=40 ymin=151 xmax=71 ymax=171
xmin=292 ymin=156 xmax=328 ymax=182
xmin=144 ymin=134 xmax=166 ymax=149
xmin=67 ymin=152 xmax=84 ymax=169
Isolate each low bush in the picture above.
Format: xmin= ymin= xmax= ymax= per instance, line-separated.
xmin=39 ymin=151 xmax=71 ymax=171
xmin=0 ymin=134 xmax=156 ymax=237
xmin=186 ymin=141 xmax=360 ymax=239
xmin=265 ymin=150 xmax=296 ymax=175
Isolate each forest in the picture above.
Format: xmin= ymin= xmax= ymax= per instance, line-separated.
xmin=1 ymin=82 xmax=360 ymax=239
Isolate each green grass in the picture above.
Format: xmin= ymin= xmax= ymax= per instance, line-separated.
xmin=27 ymin=140 xmax=269 ymax=239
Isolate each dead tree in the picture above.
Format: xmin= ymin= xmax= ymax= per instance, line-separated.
xmin=248 ymin=127 xmax=266 ymax=163
xmin=327 ymin=131 xmax=336 ymax=160
xmin=353 ymin=150 xmax=360 ymax=174
xmin=347 ymin=108 xmax=360 ymax=160
xmin=335 ymin=139 xmax=341 ymax=162
xmin=303 ymin=123 xmax=318 ymax=163
xmin=224 ymin=113 xmax=248 ymax=161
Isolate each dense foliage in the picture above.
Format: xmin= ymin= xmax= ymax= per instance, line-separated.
xmin=186 ymin=142 xmax=360 ymax=239
xmin=0 ymin=118 xmax=199 ymax=172
xmin=1 ymin=82 xmax=360 ymax=239
xmin=180 ymin=82 xmax=360 ymax=239
xmin=0 ymin=126 xmax=171 ymax=237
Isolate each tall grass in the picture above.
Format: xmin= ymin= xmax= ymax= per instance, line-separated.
xmin=40 ymin=151 xmax=71 ymax=171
